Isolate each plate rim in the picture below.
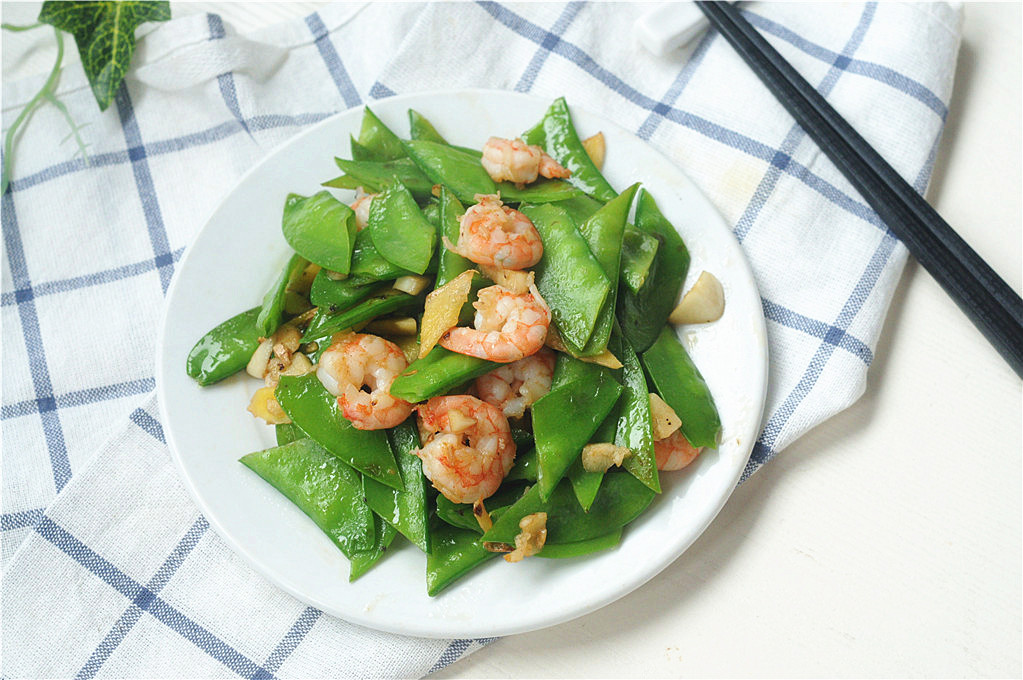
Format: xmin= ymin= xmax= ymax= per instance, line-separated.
xmin=155 ymin=87 xmax=769 ymax=639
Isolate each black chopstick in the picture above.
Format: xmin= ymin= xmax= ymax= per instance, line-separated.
xmin=696 ymin=1 xmax=1023 ymax=378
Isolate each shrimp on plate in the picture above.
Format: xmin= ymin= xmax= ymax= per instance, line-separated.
xmin=446 ymin=194 xmax=543 ymax=270
xmin=439 ymin=284 xmax=550 ymax=363
xmin=654 ymin=429 xmax=702 ymax=471
xmin=316 ymin=333 xmax=412 ymax=430
xmin=350 ymin=189 xmax=376 ymax=231
xmin=480 ymin=137 xmax=571 ymax=186
xmin=414 ymin=395 xmax=516 ymax=503
xmin=476 ymin=347 xmax=556 ymax=418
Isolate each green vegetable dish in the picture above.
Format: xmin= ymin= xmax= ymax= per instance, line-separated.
xmin=186 ymin=98 xmax=725 ymax=596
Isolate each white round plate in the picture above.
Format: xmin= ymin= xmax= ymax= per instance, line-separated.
xmin=157 ymin=89 xmax=768 ymax=639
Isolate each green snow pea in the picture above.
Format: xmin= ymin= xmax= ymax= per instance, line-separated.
xmin=389 ymin=347 xmax=499 ymax=403
xmin=505 ymin=446 xmax=538 ymax=482
xmin=532 ymin=356 xmax=622 ymax=500
xmin=522 ymin=97 xmax=617 ymax=202
xmin=567 ymin=404 xmax=619 ymax=511
xmin=308 ymin=270 xmax=386 ymax=311
xmin=402 ymin=140 xmax=580 ymax=206
xmin=612 ymin=325 xmax=659 ymax=493
xmin=348 ymin=136 xmax=376 ymax=162
xmin=620 ymin=225 xmax=660 ymax=294
xmin=426 ymin=518 xmax=497 ymax=597
xmin=274 ymin=373 xmax=403 ymax=489
xmin=511 ymin=428 xmax=534 ymax=450
xmin=350 ymin=229 xmax=419 ymax=281
xmin=536 ymin=529 xmax=621 ymax=558
xmin=257 ymin=253 xmax=309 ymax=336
xmin=520 ymin=203 xmax=611 ymax=351
xmin=354 ymin=106 xmax=405 ymax=161
xmin=641 ymin=326 xmax=721 ymax=449
xmin=362 ymin=419 xmax=431 ymax=553
xmin=282 ymin=191 xmax=357 ymax=274
xmin=302 ymin=289 xmax=418 ymax=343
xmin=553 ymin=194 xmax=604 ymax=224
xmin=348 ymin=516 xmax=398 ymax=581
xmin=275 ymin=422 xmax=303 ymax=446
xmin=186 ymin=307 xmax=262 ymax=386
xmin=367 ymin=181 xmax=436 ymax=275
xmin=436 ymin=186 xmax=470 ymax=288
xmin=421 ymin=199 xmax=441 ymax=228
xmin=435 ymin=483 xmax=525 ymax=534
xmin=617 ymin=190 xmax=690 ymax=352
xmin=483 ymin=473 xmax=655 ymax=545
xmin=574 ymin=183 xmax=638 ymax=356
xmin=239 ymin=438 xmax=375 ymax=559
xmin=407 ymin=109 xmax=482 ymax=156
xmin=322 ymin=157 xmax=434 ymax=201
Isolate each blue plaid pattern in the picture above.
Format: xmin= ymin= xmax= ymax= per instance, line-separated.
xmin=1 ymin=2 xmax=961 ymax=676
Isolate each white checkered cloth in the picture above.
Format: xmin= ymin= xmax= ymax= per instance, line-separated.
xmin=2 ymin=2 xmax=962 ymax=677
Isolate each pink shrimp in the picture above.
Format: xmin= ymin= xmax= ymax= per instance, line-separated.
xmin=316 ymin=333 xmax=413 ymax=430
xmin=414 ymin=395 xmax=516 ymax=503
xmin=350 ymin=189 xmax=376 ymax=231
xmin=654 ymin=430 xmax=703 ymax=471
xmin=475 ymin=347 xmax=556 ymax=418
xmin=480 ymin=137 xmax=571 ymax=185
xmin=446 ymin=194 xmax=543 ymax=270
xmin=439 ymin=284 xmax=550 ymax=363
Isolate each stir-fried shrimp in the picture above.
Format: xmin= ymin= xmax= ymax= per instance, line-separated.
xmin=316 ymin=333 xmax=412 ymax=430
xmin=654 ymin=429 xmax=702 ymax=471
xmin=414 ymin=395 xmax=516 ymax=503
xmin=350 ymin=189 xmax=375 ymax=231
xmin=480 ymin=137 xmax=571 ymax=185
xmin=439 ymin=284 xmax=550 ymax=363
xmin=447 ymin=194 xmax=542 ymax=270
xmin=476 ymin=347 xmax=555 ymax=418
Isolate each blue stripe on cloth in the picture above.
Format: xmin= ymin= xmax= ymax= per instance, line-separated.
xmin=1 ymin=508 xmax=44 ymax=531
xmin=2 ymin=377 xmax=156 ymax=420
xmin=514 ymin=1 xmax=585 ymax=92
xmin=762 ymin=299 xmax=873 ymax=363
xmin=368 ymin=81 xmax=396 ymax=99
xmin=1 ymin=248 xmax=185 ymax=307
xmin=35 ymin=517 xmax=274 ymax=679
xmin=305 ymin=13 xmax=361 ymax=108
xmin=742 ymin=9 xmax=948 ymax=120
xmin=733 ymin=3 xmax=876 ymax=243
xmin=208 ymin=14 xmax=253 ymax=138
xmin=428 ymin=639 xmax=475 ymax=675
xmin=1 ymin=191 xmax=72 ymax=492
xmin=75 ymin=517 xmax=210 ymax=680
xmin=637 ymin=28 xmax=717 ymax=141
xmin=114 ymin=84 xmax=174 ymax=295
xmin=129 ymin=408 xmax=166 ymax=444
xmin=474 ymin=1 xmax=887 ymax=232
xmin=254 ymin=607 xmax=322 ymax=679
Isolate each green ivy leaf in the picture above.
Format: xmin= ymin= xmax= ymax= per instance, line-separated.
xmin=39 ymin=1 xmax=170 ymax=111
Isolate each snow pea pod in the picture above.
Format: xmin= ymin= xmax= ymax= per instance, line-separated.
xmin=552 ymin=194 xmax=603 ymax=224
xmin=239 ymin=438 xmax=376 ymax=559
xmin=348 ymin=516 xmax=398 ymax=581
xmin=323 ymin=158 xmax=434 ymax=202
xmin=282 ymin=191 xmax=357 ymax=274
xmin=499 ymin=180 xmax=581 ymax=203
xmin=302 ymin=289 xmax=418 ymax=344
xmin=348 ymin=136 xmax=376 ymax=162
xmin=407 ymin=109 xmax=481 ymax=156
xmin=522 ymin=97 xmax=617 ymax=202
xmin=389 ymin=347 xmax=499 ymax=403
xmin=483 ymin=472 xmax=655 ymax=544
xmin=257 ymin=253 xmax=309 ymax=336
xmin=536 ymin=529 xmax=621 ymax=558
xmin=617 ymin=190 xmax=690 ymax=352
xmin=532 ymin=356 xmax=622 ymax=500
xmin=436 ymin=186 xmax=470 ymax=288
xmin=185 ymin=307 xmax=262 ymax=386
xmin=620 ymin=225 xmax=660 ymax=294
xmin=426 ymin=518 xmax=497 ymax=597
xmin=434 ymin=483 xmax=524 ymax=534
xmin=574 ymin=183 xmax=638 ymax=356
xmin=367 ymin=181 xmax=436 ymax=275
xmin=567 ymin=404 xmax=619 ymax=511
xmin=612 ymin=325 xmax=659 ymax=493
xmin=505 ymin=446 xmax=537 ymax=482
xmin=349 ymin=229 xmax=418 ymax=281
xmin=362 ymin=418 xmax=431 ymax=553
xmin=421 ymin=199 xmax=441 ymax=228
xmin=520 ymin=203 xmax=611 ymax=351
xmin=354 ymin=106 xmax=405 ymax=161
xmin=274 ymin=373 xmax=403 ymax=489
xmin=275 ymin=422 xmax=303 ymax=446
xmin=308 ymin=270 xmax=386 ymax=311
xmin=641 ymin=327 xmax=721 ymax=449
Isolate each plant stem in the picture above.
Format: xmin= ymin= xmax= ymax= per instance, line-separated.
xmin=1 ymin=22 xmax=44 ymax=32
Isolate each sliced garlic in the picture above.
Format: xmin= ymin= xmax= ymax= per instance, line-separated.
xmin=669 ymin=271 xmax=725 ymax=325
xmin=649 ymin=393 xmax=682 ymax=440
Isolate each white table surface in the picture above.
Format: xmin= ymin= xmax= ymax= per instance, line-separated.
xmin=4 ymin=2 xmax=1021 ymax=677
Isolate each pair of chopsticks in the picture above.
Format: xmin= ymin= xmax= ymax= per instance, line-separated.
xmin=696 ymin=2 xmax=1023 ymax=378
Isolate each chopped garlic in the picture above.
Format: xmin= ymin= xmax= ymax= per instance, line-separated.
xmin=581 ymin=443 xmax=632 ymax=473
